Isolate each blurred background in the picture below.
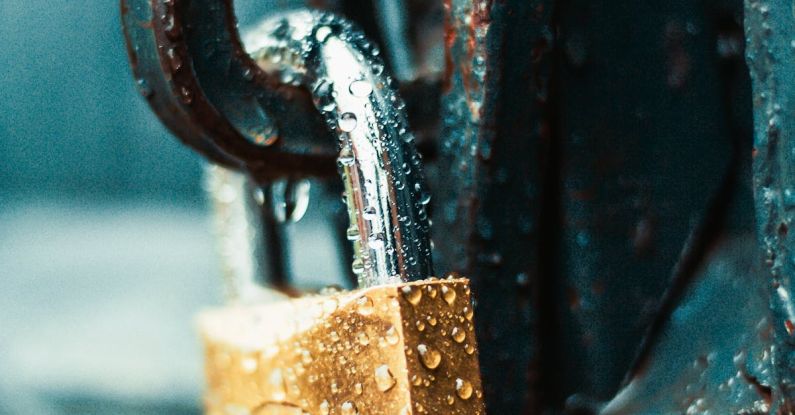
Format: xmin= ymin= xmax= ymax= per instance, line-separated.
xmin=0 ymin=1 xmax=307 ymax=413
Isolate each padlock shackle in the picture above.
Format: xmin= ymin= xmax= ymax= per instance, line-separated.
xmin=244 ymin=11 xmax=433 ymax=287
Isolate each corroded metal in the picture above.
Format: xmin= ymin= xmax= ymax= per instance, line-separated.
xmin=745 ymin=0 xmax=795 ymax=411
xmin=551 ymin=0 xmax=744 ymax=405
xmin=431 ymin=0 xmax=556 ymax=412
xmin=121 ymin=0 xmax=338 ymax=182
xmin=200 ymin=277 xmax=485 ymax=414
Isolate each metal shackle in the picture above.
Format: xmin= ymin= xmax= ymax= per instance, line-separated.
xmin=244 ymin=10 xmax=433 ymax=288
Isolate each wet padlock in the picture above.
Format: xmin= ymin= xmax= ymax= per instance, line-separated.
xmin=195 ymin=11 xmax=486 ymax=415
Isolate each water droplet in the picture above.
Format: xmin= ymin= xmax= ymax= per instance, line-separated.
xmin=340 ymin=401 xmax=358 ymax=415
xmin=451 ymin=327 xmax=466 ymax=343
xmin=166 ymin=47 xmax=182 ymax=72
xmin=426 ymin=316 xmax=437 ymax=326
xmin=269 ymin=368 xmax=287 ymax=400
xmin=323 ymin=297 xmax=339 ymax=314
xmin=362 ymin=206 xmax=377 ymax=220
xmin=374 ymin=364 xmax=396 ymax=392
xmin=385 ymin=325 xmax=400 ymax=345
xmin=339 ymin=112 xmax=358 ymax=132
xmin=352 ymin=258 xmax=365 ymax=274
xmin=354 ymin=383 xmax=363 ymax=395
xmin=441 ymin=286 xmax=456 ymax=305
xmin=425 ymin=286 xmax=438 ymax=299
xmin=415 ymin=320 xmax=426 ymax=331
xmin=455 ymin=378 xmax=473 ymax=400
xmin=315 ymin=26 xmax=332 ymax=42
xmin=301 ymin=349 xmax=313 ymax=364
xmin=446 ymin=395 xmax=455 ymax=405
xmin=417 ymin=344 xmax=441 ymax=369
xmin=357 ymin=331 xmax=370 ymax=346
xmin=463 ymin=306 xmax=474 ymax=321
xmin=356 ymin=296 xmax=374 ymax=316
xmin=338 ymin=147 xmax=355 ymax=166
xmin=319 ymin=400 xmax=330 ymax=415
xmin=242 ymin=67 xmax=255 ymax=81
xmin=349 ymin=80 xmax=373 ymax=97
xmin=136 ymin=78 xmax=153 ymax=98
xmin=179 ymin=85 xmax=193 ymax=104
xmin=368 ymin=233 xmax=385 ymax=249
xmin=241 ymin=356 xmax=258 ymax=373
xmin=784 ymin=188 xmax=795 ymax=209
xmin=401 ymin=286 xmax=423 ymax=305
xmin=464 ymin=343 xmax=475 ymax=355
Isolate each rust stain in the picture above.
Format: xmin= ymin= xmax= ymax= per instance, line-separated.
xmin=442 ymin=0 xmax=456 ymax=92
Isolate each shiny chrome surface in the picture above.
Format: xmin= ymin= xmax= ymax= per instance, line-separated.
xmin=244 ymin=11 xmax=433 ymax=287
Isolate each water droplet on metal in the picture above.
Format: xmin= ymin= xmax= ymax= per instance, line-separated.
xmin=425 ymin=286 xmax=437 ymax=299
xmin=362 ymin=206 xmax=377 ymax=220
xmin=455 ymin=378 xmax=473 ymax=400
xmin=356 ymin=296 xmax=374 ymax=315
xmin=241 ymin=356 xmax=258 ymax=373
xmin=385 ymin=325 xmax=400 ymax=345
xmin=346 ymin=226 xmax=360 ymax=241
xmin=301 ymin=349 xmax=313 ymax=365
xmin=356 ymin=331 xmax=370 ymax=346
xmin=401 ymin=286 xmax=423 ymax=305
xmin=451 ymin=327 xmax=466 ymax=343
xmin=340 ymin=401 xmax=358 ymax=415
xmin=417 ymin=344 xmax=441 ymax=369
xmin=338 ymin=112 xmax=358 ymax=132
xmin=441 ymin=286 xmax=456 ymax=305
xmin=349 ymin=80 xmax=373 ymax=97
xmin=374 ymin=364 xmax=396 ymax=392
xmin=338 ymin=147 xmax=355 ymax=166
xmin=269 ymin=368 xmax=287 ymax=400
xmin=352 ymin=258 xmax=365 ymax=274
xmin=464 ymin=343 xmax=475 ymax=355
xmin=315 ymin=26 xmax=332 ymax=42
xmin=463 ymin=306 xmax=474 ymax=321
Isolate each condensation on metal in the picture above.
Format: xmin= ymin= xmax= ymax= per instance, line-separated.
xmin=243 ymin=11 xmax=433 ymax=287
xmin=745 ymin=0 xmax=795 ymax=410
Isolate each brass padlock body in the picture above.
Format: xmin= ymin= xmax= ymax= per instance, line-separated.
xmin=201 ymin=277 xmax=485 ymax=414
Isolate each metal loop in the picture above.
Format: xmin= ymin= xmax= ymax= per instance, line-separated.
xmin=245 ymin=11 xmax=433 ymax=287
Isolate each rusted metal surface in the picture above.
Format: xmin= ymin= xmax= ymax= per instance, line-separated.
xmin=551 ymin=0 xmax=745 ymax=405
xmin=121 ymin=0 xmax=338 ymax=183
xmin=432 ymin=0 xmax=554 ymax=412
xmin=745 ymin=0 xmax=795 ymax=411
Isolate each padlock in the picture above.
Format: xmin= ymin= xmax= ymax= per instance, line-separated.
xmin=197 ymin=11 xmax=486 ymax=415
